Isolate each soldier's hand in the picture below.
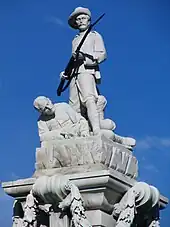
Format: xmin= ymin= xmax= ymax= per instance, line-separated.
xmin=81 ymin=131 xmax=89 ymax=137
xmin=59 ymin=71 xmax=69 ymax=80
xmin=60 ymin=133 xmax=74 ymax=139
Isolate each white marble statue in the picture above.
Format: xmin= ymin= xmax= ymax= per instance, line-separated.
xmin=33 ymin=96 xmax=90 ymax=142
xmin=61 ymin=7 xmax=106 ymax=136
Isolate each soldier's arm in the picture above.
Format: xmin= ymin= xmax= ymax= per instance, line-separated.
xmin=85 ymin=32 xmax=107 ymax=66
xmin=84 ymin=32 xmax=107 ymax=66
xmin=38 ymin=120 xmax=63 ymax=142
xmin=93 ymin=32 xmax=107 ymax=63
xmin=38 ymin=120 xmax=49 ymax=139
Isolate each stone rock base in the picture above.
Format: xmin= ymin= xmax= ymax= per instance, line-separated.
xmin=35 ymin=135 xmax=138 ymax=179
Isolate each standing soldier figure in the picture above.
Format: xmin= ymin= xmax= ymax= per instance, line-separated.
xmin=61 ymin=7 xmax=107 ymax=135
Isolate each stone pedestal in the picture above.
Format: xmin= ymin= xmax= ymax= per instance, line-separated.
xmin=2 ymin=168 xmax=168 ymax=227
xmin=2 ymin=136 xmax=168 ymax=226
xmin=34 ymin=135 xmax=138 ymax=179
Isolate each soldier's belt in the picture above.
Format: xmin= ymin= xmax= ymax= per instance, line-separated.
xmin=84 ymin=65 xmax=97 ymax=70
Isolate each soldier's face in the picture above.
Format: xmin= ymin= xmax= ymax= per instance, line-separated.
xmin=41 ymin=99 xmax=55 ymax=116
xmin=76 ymin=14 xmax=90 ymax=31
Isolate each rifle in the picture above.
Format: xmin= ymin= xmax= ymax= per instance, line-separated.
xmin=57 ymin=13 xmax=105 ymax=96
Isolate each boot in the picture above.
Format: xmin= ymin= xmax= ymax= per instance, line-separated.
xmin=114 ymin=134 xmax=136 ymax=150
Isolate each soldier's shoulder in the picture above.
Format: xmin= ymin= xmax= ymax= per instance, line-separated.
xmin=90 ymin=30 xmax=101 ymax=36
xmin=53 ymin=103 xmax=65 ymax=110
xmin=91 ymin=30 xmax=98 ymax=34
xmin=73 ymin=34 xmax=79 ymax=40
xmin=54 ymin=103 xmax=60 ymax=107
xmin=90 ymin=30 xmax=103 ymax=39
xmin=74 ymin=33 xmax=79 ymax=37
xmin=56 ymin=102 xmax=69 ymax=108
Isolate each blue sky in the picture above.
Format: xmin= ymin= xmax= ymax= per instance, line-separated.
xmin=0 ymin=0 xmax=170 ymax=225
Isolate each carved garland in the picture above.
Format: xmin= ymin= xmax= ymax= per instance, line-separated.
xmin=112 ymin=182 xmax=160 ymax=227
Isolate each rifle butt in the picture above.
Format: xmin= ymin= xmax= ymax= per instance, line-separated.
xmin=57 ymin=78 xmax=65 ymax=96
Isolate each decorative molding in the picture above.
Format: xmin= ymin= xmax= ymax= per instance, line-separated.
xmin=23 ymin=190 xmax=38 ymax=227
xmin=59 ymin=180 xmax=92 ymax=227
xmin=113 ymin=182 xmax=160 ymax=227
xmin=32 ymin=175 xmax=92 ymax=227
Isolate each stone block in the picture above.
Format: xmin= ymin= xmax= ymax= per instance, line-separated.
xmin=35 ymin=135 xmax=138 ymax=179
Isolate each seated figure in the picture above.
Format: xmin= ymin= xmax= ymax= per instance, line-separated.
xmin=33 ymin=96 xmax=90 ymax=142
xmin=97 ymin=95 xmax=136 ymax=150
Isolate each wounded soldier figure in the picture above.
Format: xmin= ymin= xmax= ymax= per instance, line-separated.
xmin=33 ymin=96 xmax=90 ymax=142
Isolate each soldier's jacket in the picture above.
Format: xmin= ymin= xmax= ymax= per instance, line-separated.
xmin=72 ymin=30 xmax=107 ymax=78
xmin=37 ymin=103 xmax=89 ymax=141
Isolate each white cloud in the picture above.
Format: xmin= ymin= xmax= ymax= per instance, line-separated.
xmin=46 ymin=16 xmax=66 ymax=27
xmin=143 ymin=164 xmax=159 ymax=173
xmin=137 ymin=136 xmax=170 ymax=151
xmin=160 ymin=138 xmax=170 ymax=147
xmin=135 ymin=136 xmax=170 ymax=175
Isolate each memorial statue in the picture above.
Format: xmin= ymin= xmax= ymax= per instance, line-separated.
xmin=33 ymin=96 xmax=90 ymax=142
xmin=2 ymin=6 xmax=168 ymax=227
xmin=60 ymin=7 xmax=106 ymax=136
